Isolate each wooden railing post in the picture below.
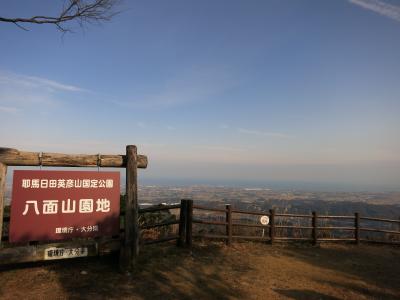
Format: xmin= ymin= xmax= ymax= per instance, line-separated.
xmin=355 ymin=212 xmax=360 ymax=245
xmin=119 ymin=145 xmax=138 ymax=272
xmin=226 ymin=204 xmax=232 ymax=245
xmin=0 ymin=163 xmax=7 ymax=247
xmin=185 ymin=199 xmax=193 ymax=247
xmin=269 ymin=209 xmax=275 ymax=244
xmin=177 ymin=200 xmax=188 ymax=247
xmin=312 ymin=211 xmax=317 ymax=245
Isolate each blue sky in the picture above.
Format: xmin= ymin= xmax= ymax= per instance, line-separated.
xmin=1 ymin=0 xmax=400 ymax=190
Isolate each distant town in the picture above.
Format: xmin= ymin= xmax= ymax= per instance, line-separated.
xmin=136 ymin=185 xmax=400 ymax=219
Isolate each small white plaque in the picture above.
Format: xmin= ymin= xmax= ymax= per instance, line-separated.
xmin=260 ymin=215 xmax=269 ymax=225
xmin=44 ymin=247 xmax=88 ymax=260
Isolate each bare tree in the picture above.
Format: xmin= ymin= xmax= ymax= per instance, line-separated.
xmin=0 ymin=0 xmax=120 ymax=32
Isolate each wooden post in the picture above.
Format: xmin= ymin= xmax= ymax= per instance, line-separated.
xmin=177 ymin=199 xmax=187 ymax=247
xmin=119 ymin=145 xmax=138 ymax=271
xmin=185 ymin=199 xmax=193 ymax=247
xmin=226 ymin=204 xmax=232 ymax=246
xmin=355 ymin=212 xmax=360 ymax=245
xmin=269 ymin=209 xmax=275 ymax=244
xmin=312 ymin=211 xmax=318 ymax=245
xmin=0 ymin=163 xmax=7 ymax=247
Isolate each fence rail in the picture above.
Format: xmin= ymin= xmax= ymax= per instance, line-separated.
xmin=1 ymin=199 xmax=399 ymax=266
xmin=139 ymin=204 xmax=181 ymax=213
xmin=139 ymin=200 xmax=400 ymax=246
xmin=360 ymin=216 xmax=400 ymax=223
xmin=186 ymin=200 xmax=400 ymax=246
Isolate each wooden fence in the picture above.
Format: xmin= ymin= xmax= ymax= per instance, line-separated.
xmin=139 ymin=199 xmax=400 ymax=246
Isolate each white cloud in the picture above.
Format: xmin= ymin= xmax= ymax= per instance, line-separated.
xmin=0 ymin=91 xmax=59 ymax=106
xmin=349 ymin=0 xmax=400 ymax=22
xmin=0 ymin=71 xmax=88 ymax=93
xmin=195 ymin=145 xmax=248 ymax=153
xmin=0 ymin=70 xmax=90 ymax=112
xmin=137 ymin=121 xmax=146 ymax=128
xmin=0 ymin=106 xmax=18 ymax=113
xmin=115 ymin=66 xmax=237 ymax=109
xmin=238 ymin=128 xmax=292 ymax=139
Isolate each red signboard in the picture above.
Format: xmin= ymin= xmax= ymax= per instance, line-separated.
xmin=9 ymin=170 xmax=120 ymax=242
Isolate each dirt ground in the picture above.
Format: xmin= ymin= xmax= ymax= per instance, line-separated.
xmin=0 ymin=242 xmax=399 ymax=299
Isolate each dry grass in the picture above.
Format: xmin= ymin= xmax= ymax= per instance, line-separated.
xmin=0 ymin=242 xmax=399 ymax=299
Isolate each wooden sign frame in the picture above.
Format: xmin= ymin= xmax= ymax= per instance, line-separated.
xmin=0 ymin=145 xmax=147 ymax=271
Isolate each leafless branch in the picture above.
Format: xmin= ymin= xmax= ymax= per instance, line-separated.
xmin=0 ymin=0 xmax=121 ymax=32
